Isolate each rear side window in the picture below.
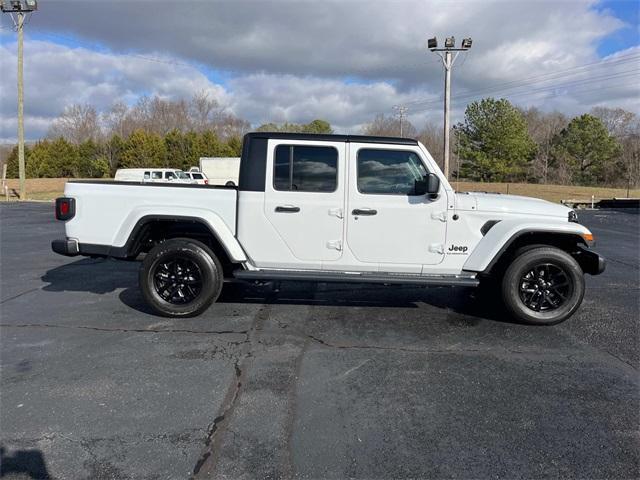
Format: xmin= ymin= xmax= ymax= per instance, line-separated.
xmin=151 ymin=171 xmax=162 ymax=179
xmin=192 ymin=173 xmax=203 ymax=179
xmin=357 ymin=149 xmax=427 ymax=195
xmin=274 ymin=145 xmax=338 ymax=192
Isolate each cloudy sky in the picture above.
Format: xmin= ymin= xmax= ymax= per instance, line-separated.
xmin=0 ymin=0 xmax=638 ymax=142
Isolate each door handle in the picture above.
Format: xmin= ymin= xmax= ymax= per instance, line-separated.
xmin=275 ymin=205 xmax=300 ymax=213
xmin=352 ymin=208 xmax=377 ymax=216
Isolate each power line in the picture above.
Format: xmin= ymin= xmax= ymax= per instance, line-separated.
xmin=407 ymin=67 xmax=640 ymax=112
xmin=403 ymin=51 xmax=640 ymax=108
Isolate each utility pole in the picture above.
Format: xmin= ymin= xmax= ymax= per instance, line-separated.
xmin=1 ymin=0 xmax=38 ymax=201
xmin=393 ymin=105 xmax=408 ymax=137
xmin=428 ymin=36 xmax=472 ymax=180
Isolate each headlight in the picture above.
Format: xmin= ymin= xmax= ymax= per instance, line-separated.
xmin=568 ymin=210 xmax=578 ymax=223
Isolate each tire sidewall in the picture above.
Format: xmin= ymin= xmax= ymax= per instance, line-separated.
xmin=140 ymin=239 xmax=222 ymax=317
xmin=502 ymin=248 xmax=585 ymax=325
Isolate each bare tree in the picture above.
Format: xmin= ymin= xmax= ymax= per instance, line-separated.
xmin=418 ymin=122 xmax=444 ymax=170
xmin=102 ymin=101 xmax=132 ymax=139
xmin=361 ymin=114 xmax=417 ymax=138
xmin=48 ymin=104 xmax=101 ymax=144
xmin=591 ymin=107 xmax=639 ymax=188
xmin=591 ymin=107 xmax=635 ymax=137
xmin=521 ymin=107 xmax=568 ymax=183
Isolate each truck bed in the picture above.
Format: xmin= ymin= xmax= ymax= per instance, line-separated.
xmin=63 ymin=180 xmax=238 ymax=249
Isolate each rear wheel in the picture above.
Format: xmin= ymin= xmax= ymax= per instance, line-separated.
xmin=139 ymin=238 xmax=223 ymax=317
xmin=501 ymin=247 xmax=584 ymax=325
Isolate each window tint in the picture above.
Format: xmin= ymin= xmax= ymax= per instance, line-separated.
xmin=143 ymin=171 xmax=151 ymax=180
xmin=151 ymin=171 xmax=162 ymax=179
xmin=274 ymin=145 xmax=337 ymax=192
xmin=192 ymin=173 xmax=203 ymax=179
xmin=357 ymin=149 xmax=428 ymax=195
xmin=165 ymin=172 xmax=176 ymax=180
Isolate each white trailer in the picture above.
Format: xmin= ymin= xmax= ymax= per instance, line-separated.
xmin=199 ymin=157 xmax=241 ymax=186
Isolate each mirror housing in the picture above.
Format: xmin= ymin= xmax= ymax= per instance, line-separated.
xmin=415 ymin=173 xmax=440 ymax=197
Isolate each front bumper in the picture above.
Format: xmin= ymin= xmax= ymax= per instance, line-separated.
xmin=51 ymin=238 xmax=79 ymax=257
xmin=575 ymin=247 xmax=606 ymax=275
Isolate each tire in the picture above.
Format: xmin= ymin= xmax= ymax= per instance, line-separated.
xmin=501 ymin=246 xmax=585 ymax=325
xmin=139 ymin=238 xmax=223 ymax=317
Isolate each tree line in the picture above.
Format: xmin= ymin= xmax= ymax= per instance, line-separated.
xmin=363 ymin=99 xmax=638 ymax=188
xmin=3 ymin=92 xmax=638 ymax=188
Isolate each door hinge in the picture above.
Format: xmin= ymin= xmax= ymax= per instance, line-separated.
xmin=328 ymin=207 xmax=343 ymax=219
xmin=431 ymin=211 xmax=447 ymax=222
xmin=429 ymin=243 xmax=444 ymax=254
xmin=326 ymin=240 xmax=342 ymax=251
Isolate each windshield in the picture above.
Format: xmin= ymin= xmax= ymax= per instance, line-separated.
xmin=175 ymin=171 xmax=190 ymax=179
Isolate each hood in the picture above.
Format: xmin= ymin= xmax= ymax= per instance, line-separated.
xmin=458 ymin=192 xmax=571 ymax=218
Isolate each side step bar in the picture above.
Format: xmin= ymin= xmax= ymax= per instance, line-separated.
xmin=233 ymin=269 xmax=479 ymax=287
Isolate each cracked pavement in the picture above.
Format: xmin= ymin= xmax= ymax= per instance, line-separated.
xmin=0 ymin=203 xmax=638 ymax=479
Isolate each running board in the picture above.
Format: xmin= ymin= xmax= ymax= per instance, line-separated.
xmin=233 ymin=269 xmax=479 ymax=287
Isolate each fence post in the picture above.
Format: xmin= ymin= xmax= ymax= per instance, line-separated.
xmin=1 ymin=164 xmax=7 ymax=201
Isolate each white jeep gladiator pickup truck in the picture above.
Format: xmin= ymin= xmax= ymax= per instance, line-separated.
xmin=52 ymin=132 xmax=605 ymax=325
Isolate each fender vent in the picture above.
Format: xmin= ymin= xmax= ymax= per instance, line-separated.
xmin=480 ymin=220 xmax=500 ymax=236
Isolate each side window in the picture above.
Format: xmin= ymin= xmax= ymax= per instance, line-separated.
xmin=357 ymin=149 xmax=428 ymax=195
xmin=143 ymin=171 xmax=151 ymax=180
xmin=193 ymin=173 xmax=203 ymax=179
xmin=152 ymin=171 xmax=162 ymax=180
xmin=274 ymin=145 xmax=338 ymax=192
xmin=165 ymin=171 xmax=176 ymax=180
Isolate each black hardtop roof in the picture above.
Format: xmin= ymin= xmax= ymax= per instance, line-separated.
xmin=243 ymin=131 xmax=418 ymax=146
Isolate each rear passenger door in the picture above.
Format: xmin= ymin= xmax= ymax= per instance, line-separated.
xmin=264 ymin=140 xmax=346 ymax=264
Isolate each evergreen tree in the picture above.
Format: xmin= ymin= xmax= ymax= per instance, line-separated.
xmin=552 ymin=114 xmax=621 ymax=185
xmin=456 ymin=98 xmax=536 ymax=182
xmin=120 ymin=130 xmax=167 ymax=168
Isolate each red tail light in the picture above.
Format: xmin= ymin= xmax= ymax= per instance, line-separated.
xmin=204 ymin=179 xmax=209 ymax=184
xmin=55 ymin=197 xmax=75 ymax=221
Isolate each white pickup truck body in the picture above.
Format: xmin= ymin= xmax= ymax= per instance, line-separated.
xmin=53 ymin=133 xmax=604 ymax=324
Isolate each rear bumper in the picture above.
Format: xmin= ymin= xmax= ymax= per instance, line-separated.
xmin=51 ymin=238 xmax=79 ymax=257
xmin=575 ymin=247 xmax=606 ymax=275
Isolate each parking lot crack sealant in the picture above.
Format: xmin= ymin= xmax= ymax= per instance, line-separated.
xmin=191 ymin=304 xmax=271 ymax=478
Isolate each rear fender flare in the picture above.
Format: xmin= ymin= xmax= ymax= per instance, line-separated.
xmin=113 ymin=206 xmax=247 ymax=262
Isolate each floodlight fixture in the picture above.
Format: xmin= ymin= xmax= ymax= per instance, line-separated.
xmin=461 ymin=37 xmax=472 ymax=49
xmin=444 ymin=36 xmax=455 ymax=48
xmin=427 ymin=37 xmax=438 ymax=50
xmin=1 ymin=0 xmax=37 ymax=12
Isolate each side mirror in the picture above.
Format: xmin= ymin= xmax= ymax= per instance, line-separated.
xmin=414 ymin=173 xmax=440 ymax=197
xmin=426 ymin=173 xmax=440 ymax=195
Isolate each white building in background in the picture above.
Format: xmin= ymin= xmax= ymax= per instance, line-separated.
xmin=199 ymin=157 xmax=241 ymax=186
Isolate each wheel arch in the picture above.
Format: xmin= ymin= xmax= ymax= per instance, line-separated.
xmin=463 ymin=221 xmax=592 ymax=277
xmin=116 ymin=214 xmax=247 ymax=270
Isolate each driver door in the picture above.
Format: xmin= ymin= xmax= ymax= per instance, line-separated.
xmin=346 ymin=144 xmax=448 ymax=271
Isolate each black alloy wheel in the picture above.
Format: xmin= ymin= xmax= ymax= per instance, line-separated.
xmin=153 ymin=257 xmax=203 ymax=305
xmin=139 ymin=238 xmax=223 ymax=317
xmin=518 ymin=263 xmax=572 ymax=312
xmin=501 ymin=246 xmax=585 ymax=325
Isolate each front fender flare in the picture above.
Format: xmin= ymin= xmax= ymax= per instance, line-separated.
xmin=462 ymin=219 xmax=591 ymax=273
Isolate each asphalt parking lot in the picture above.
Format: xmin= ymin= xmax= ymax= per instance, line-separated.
xmin=1 ymin=202 xmax=638 ymax=479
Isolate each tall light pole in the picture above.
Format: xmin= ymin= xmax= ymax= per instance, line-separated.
xmin=428 ymin=36 xmax=472 ymax=180
xmin=1 ymin=0 xmax=38 ymax=201
xmin=393 ymin=105 xmax=408 ymax=137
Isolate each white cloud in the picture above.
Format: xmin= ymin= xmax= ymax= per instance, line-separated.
xmin=0 ymin=0 xmax=638 ymax=142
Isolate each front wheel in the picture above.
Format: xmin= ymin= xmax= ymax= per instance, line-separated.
xmin=501 ymin=247 xmax=585 ymax=325
xmin=139 ymin=238 xmax=223 ymax=317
